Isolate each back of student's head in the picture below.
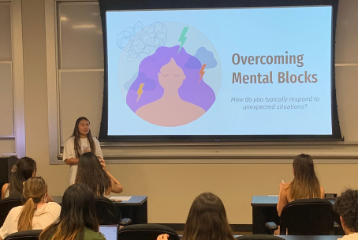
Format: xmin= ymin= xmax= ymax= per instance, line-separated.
xmin=182 ymin=192 xmax=234 ymax=240
xmin=39 ymin=183 xmax=98 ymax=240
xmin=8 ymin=157 xmax=37 ymax=197
xmin=334 ymin=189 xmax=358 ymax=233
xmin=290 ymin=153 xmax=320 ymax=200
xmin=17 ymin=177 xmax=47 ymax=231
xmin=75 ymin=152 xmax=110 ymax=196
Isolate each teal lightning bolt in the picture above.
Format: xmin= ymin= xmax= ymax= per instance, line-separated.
xmin=178 ymin=27 xmax=189 ymax=53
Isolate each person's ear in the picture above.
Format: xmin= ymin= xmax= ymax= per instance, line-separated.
xmin=340 ymin=216 xmax=345 ymax=229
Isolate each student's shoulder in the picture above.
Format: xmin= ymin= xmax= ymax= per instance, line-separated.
xmin=320 ymin=185 xmax=325 ymax=197
xmin=1 ymin=183 xmax=9 ymax=197
xmin=283 ymin=182 xmax=291 ymax=188
xmin=281 ymin=182 xmax=292 ymax=199
xmin=40 ymin=202 xmax=61 ymax=218
xmin=45 ymin=202 xmax=61 ymax=210
xmin=8 ymin=205 xmax=23 ymax=216
xmin=282 ymin=182 xmax=291 ymax=193
xmin=92 ymin=137 xmax=100 ymax=143
xmin=83 ymin=228 xmax=106 ymax=240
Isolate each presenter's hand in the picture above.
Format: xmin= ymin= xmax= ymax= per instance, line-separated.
xmin=157 ymin=234 xmax=169 ymax=240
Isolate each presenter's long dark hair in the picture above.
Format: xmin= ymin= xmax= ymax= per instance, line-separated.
xmin=75 ymin=152 xmax=111 ymax=196
xmin=72 ymin=117 xmax=95 ymax=158
xmin=290 ymin=154 xmax=321 ymax=200
xmin=39 ymin=184 xmax=99 ymax=240
xmin=182 ymin=192 xmax=234 ymax=240
xmin=8 ymin=157 xmax=36 ymax=197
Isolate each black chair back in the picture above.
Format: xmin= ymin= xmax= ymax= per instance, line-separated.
xmin=280 ymin=198 xmax=334 ymax=235
xmin=236 ymin=235 xmax=285 ymax=240
xmin=94 ymin=196 xmax=120 ymax=225
xmin=118 ymin=224 xmax=179 ymax=240
xmin=4 ymin=230 xmax=42 ymax=240
xmin=0 ymin=197 xmax=24 ymax=227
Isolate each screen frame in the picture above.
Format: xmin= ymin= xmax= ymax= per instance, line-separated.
xmin=98 ymin=0 xmax=343 ymax=142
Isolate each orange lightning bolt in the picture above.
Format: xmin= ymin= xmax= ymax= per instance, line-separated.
xmin=199 ymin=64 xmax=206 ymax=83
xmin=137 ymin=83 xmax=144 ymax=102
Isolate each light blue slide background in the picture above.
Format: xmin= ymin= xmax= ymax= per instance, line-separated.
xmin=106 ymin=7 xmax=332 ymax=135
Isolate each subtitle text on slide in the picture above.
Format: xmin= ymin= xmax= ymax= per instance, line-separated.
xmin=230 ymin=96 xmax=320 ymax=110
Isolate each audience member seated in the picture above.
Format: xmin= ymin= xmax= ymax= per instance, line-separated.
xmin=334 ymin=189 xmax=358 ymax=240
xmin=277 ymin=153 xmax=325 ymax=215
xmin=75 ymin=152 xmax=123 ymax=196
xmin=0 ymin=177 xmax=60 ymax=240
xmin=1 ymin=157 xmax=36 ymax=199
xmin=39 ymin=183 xmax=106 ymax=240
xmin=158 ymin=192 xmax=234 ymax=240
xmin=275 ymin=154 xmax=325 ymax=235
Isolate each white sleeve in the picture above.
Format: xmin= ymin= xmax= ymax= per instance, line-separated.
xmin=93 ymin=138 xmax=103 ymax=159
xmin=63 ymin=138 xmax=75 ymax=161
xmin=0 ymin=208 xmax=18 ymax=239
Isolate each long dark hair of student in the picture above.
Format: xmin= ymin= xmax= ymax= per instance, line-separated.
xmin=8 ymin=157 xmax=37 ymax=197
xmin=75 ymin=152 xmax=111 ymax=195
xmin=39 ymin=184 xmax=99 ymax=240
xmin=18 ymin=177 xmax=47 ymax=231
xmin=182 ymin=192 xmax=234 ymax=240
xmin=72 ymin=117 xmax=95 ymax=158
xmin=290 ymin=154 xmax=321 ymax=200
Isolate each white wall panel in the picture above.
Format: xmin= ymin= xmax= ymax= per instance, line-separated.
xmin=335 ymin=66 xmax=358 ymax=141
xmin=58 ymin=2 xmax=103 ymax=69
xmin=335 ymin=0 xmax=358 ymax=63
xmin=0 ymin=63 xmax=13 ymax=136
xmin=0 ymin=3 xmax=12 ymax=61
xmin=59 ymin=71 xmax=104 ymax=143
xmin=0 ymin=139 xmax=15 ymax=153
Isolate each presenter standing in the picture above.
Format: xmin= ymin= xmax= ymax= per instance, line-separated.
xmin=63 ymin=117 xmax=103 ymax=185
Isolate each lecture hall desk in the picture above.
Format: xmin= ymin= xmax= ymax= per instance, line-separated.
xmin=53 ymin=195 xmax=148 ymax=224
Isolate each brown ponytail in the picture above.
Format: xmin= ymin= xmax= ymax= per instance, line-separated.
xmin=17 ymin=177 xmax=47 ymax=231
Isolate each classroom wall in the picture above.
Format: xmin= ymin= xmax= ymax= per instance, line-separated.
xmin=22 ymin=0 xmax=357 ymax=224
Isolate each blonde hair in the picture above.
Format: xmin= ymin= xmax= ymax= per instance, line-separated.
xmin=17 ymin=177 xmax=47 ymax=231
xmin=290 ymin=154 xmax=321 ymax=200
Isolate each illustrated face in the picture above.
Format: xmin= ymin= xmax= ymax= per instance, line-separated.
xmin=78 ymin=119 xmax=90 ymax=137
xmin=158 ymin=58 xmax=186 ymax=90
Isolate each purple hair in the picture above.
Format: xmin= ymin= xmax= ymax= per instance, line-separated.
xmin=126 ymin=46 xmax=216 ymax=112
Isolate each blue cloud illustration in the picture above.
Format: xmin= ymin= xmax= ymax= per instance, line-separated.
xmin=194 ymin=47 xmax=217 ymax=68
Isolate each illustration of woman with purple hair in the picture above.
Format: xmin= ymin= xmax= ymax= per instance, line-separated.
xmin=126 ymin=46 xmax=216 ymax=127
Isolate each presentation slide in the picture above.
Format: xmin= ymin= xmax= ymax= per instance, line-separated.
xmin=106 ymin=6 xmax=333 ymax=136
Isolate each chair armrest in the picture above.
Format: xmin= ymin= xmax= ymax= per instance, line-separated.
xmin=265 ymin=222 xmax=278 ymax=231
xmin=120 ymin=218 xmax=132 ymax=226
